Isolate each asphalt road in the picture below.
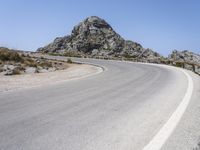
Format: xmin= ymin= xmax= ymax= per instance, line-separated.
xmin=0 ymin=56 xmax=200 ymax=150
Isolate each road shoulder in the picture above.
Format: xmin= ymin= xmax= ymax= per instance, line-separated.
xmin=0 ymin=64 xmax=102 ymax=93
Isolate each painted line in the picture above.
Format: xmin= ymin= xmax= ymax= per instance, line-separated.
xmin=143 ymin=69 xmax=194 ymax=150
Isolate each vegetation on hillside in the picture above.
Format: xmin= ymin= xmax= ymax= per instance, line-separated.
xmin=0 ymin=47 xmax=72 ymax=75
xmin=0 ymin=47 xmax=23 ymax=62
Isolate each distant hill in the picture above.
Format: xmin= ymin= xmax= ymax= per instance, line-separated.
xmin=37 ymin=16 xmax=161 ymax=63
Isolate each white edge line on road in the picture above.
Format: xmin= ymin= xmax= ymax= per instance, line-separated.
xmin=142 ymin=68 xmax=194 ymax=150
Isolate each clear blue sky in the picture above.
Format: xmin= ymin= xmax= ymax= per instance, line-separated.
xmin=0 ymin=0 xmax=199 ymax=56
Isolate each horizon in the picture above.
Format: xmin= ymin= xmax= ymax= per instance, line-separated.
xmin=0 ymin=0 xmax=200 ymax=56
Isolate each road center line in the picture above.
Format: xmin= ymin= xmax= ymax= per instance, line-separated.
xmin=143 ymin=69 xmax=194 ymax=150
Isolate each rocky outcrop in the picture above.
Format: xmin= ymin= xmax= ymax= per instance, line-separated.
xmin=37 ymin=16 xmax=161 ymax=62
xmin=168 ymin=50 xmax=200 ymax=74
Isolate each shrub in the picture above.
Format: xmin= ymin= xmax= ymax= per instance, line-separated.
xmin=0 ymin=48 xmax=23 ymax=62
xmin=21 ymin=53 xmax=25 ymax=57
xmin=39 ymin=61 xmax=53 ymax=68
xmin=175 ymin=62 xmax=184 ymax=68
xmin=49 ymin=53 xmax=61 ymax=56
xmin=23 ymin=59 xmax=37 ymax=67
xmin=0 ymin=67 xmax=3 ymax=72
xmin=64 ymin=51 xmax=81 ymax=57
xmin=67 ymin=58 xmax=73 ymax=63
xmin=28 ymin=62 xmax=37 ymax=68
xmin=12 ymin=69 xmax=21 ymax=75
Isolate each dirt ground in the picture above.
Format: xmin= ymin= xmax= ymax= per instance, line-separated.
xmin=0 ymin=64 xmax=102 ymax=93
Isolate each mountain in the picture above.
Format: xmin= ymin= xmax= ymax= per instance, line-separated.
xmin=37 ymin=16 xmax=161 ymax=62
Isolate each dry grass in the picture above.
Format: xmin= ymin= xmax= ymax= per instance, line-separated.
xmin=0 ymin=47 xmax=54 ymax=69
xmin=0 ymin=47 xmax=23 ymax=62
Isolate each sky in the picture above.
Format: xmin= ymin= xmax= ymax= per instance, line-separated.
xmin=0 ymin=0 xmax=199 ymax=56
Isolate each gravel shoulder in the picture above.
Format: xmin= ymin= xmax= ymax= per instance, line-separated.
xmin=0 ymin=64 xmax=102 ymax=93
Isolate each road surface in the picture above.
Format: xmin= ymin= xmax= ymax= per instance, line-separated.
xmin=0 ymin=56 xmax=200 ymax=150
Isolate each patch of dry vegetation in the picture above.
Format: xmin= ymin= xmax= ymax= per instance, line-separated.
xmin=0 ymin=47 xmax=70 ymax=75
xmin=0 ymin=47 xmax=23 ymax=62
xmin=0 ymin=47 xmax=52 ymax=68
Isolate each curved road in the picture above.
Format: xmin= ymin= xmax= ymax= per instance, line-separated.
xmin=0 ymin=56 xmax=200 ymax=150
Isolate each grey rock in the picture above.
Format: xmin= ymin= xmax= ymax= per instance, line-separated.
xmin=4 ymin=69 xmax=13 ymax=75
xmin=3 ymin=65 xmax=22 ymax=75
xmin=91 ymin=49 xmax=99 ymax=56
xmin=3 ymin=65 xmax=15 ymax=71
xmin=193 ymin=140 xmax=200 ymax=150
xmin=25 ymin=67 xmax=37 ymax=74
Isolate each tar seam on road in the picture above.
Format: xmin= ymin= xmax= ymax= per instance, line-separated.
xmin=142 ymin=69 xmax=194 ymax=150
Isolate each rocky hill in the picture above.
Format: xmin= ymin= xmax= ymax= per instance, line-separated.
xmin=168 ymin=50 xmax=200 ymax=74
xmin=37 ymin=16 xmax=161 ymax=62
xmin=169 ymin=50 xmax=200 ymax=64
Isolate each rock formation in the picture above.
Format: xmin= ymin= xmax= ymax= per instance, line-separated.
xmin=168 ymin=50 xmax=200 ymax=74
xmin=37 ymin=16 xmax=161 ymax=62
xmin=37 ymin=16 xmax=200 ymax=74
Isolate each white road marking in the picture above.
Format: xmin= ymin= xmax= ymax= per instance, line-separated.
xmin=143 ymin=69 xmax=194 ymax=150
